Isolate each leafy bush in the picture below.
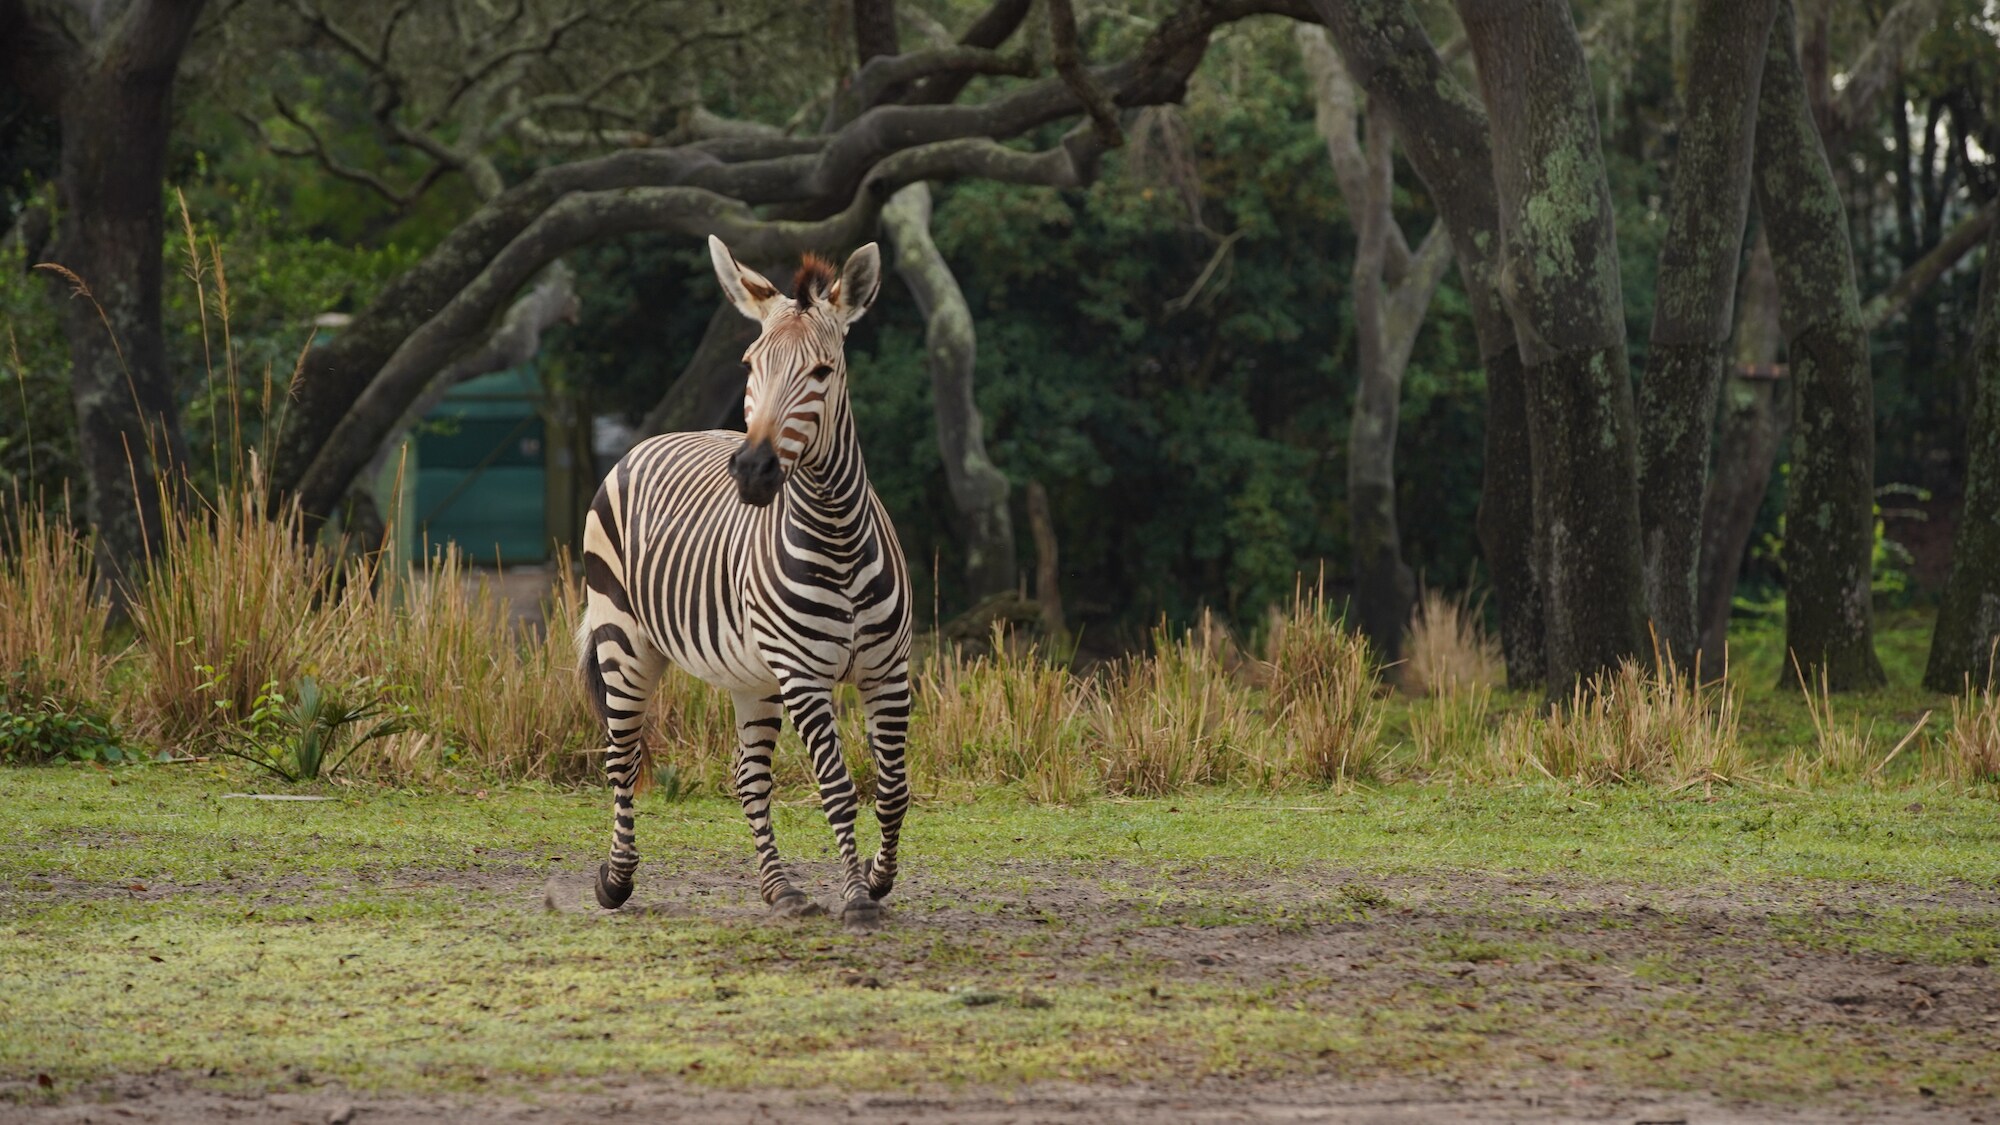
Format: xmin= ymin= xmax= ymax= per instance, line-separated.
xmin=0 ymin=672 xmax=127 ymax=764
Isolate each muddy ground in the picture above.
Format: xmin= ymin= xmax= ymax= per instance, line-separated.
xmin=9 ymin=850 xmax=1998 ymax=1124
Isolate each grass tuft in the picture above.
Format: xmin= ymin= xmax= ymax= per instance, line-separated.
xmin=1488 ymin=657 xmax=1745 ymax=786
xmin=1400 ymin=588 xmax=1503 ymax=698
xmin=1935 ymin=674 xmax=2000 ymax=788
xmin=914 ymin=628 xmax=1093 ymax=803
xmin=1093 ymin=613 xmax=1266 ymax=796
xmin=0 ymin=498 xmax=118 ymax=725
xmin=127 ymin=485 xmax=346 ymax=746
xmin=1262 ymin=585 xmax=1384 ymax=785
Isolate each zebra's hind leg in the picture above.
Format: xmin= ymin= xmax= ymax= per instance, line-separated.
xmin=779 ymin=678 xmax=878 ymax=932
xmin=730 ymin=691 xmax=823 ymax=918
xmin=582 ymin=621 xmax=665 ymax=911
xmin=858 ymin=669 xmax=912 ymax=902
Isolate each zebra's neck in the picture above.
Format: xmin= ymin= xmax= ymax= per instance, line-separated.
xmin=785 ymin=398 xmax=868 ymax=517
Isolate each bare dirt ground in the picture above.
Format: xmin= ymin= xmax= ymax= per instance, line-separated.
xmin=10 ymin=855 xmax=1999 ymax=1125
xmin=11 ymin=1072 xmax=1953 ymax=1125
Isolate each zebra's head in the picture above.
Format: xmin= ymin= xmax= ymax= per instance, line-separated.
xmin=708 ymin=235 xmax=882 ymax=507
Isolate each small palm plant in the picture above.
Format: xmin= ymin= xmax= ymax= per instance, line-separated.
xmin=218 ymin=675 xmax=410 ymax=782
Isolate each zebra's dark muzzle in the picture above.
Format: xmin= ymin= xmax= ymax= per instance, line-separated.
xmin=730 ymin=438 xmax=784 ymax=507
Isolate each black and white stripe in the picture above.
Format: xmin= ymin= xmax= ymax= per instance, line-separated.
xmin=578 ymin=237 xmax=912 ymax=930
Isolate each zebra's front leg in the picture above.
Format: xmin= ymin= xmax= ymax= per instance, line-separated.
xmin=779 ymin=678 xmax=876 ymax=931
xmin=585 ymin=631 xmax=663 ymax=911
xmin=858 ymin=669 xmax=912 ymax=902
xmin=730 ymin=691 xmax=823 ymax=917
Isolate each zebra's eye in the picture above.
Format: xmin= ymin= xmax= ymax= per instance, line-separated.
xmin=805 ymin=364 xmax=833 ymax=381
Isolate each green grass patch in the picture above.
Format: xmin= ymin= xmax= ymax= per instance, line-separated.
xmin=2 ymin=766 xmax=1997 ymax=1109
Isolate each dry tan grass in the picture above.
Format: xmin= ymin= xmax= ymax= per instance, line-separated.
xmin=1401 ymin=589 xmax=1503 ymax=697
xmin=1486 ymin=658 xmax=1746 ymax=786
xmin=127 ymin=487 xmax=350 ymax=745
xmin=913 ymin=628 xmax=1093 ymax=803
xmin=1931 ymin=665 xmax=2000 ymax=788
xmin=1410 ymin=684 xmax=1496 ymax=772
xmin=643 ymin=665 xmax=740 ymax=796
xmin=351 ymin=548 xmax=597 ymax=783
xmin=1782 ymin=657 xmax=1929 ymax=787
xmin=0 ymin=500 xmax=120 ymax=714
xmin=1093 ymin=614 xmax=1263 ymax=796
xmin=1262 ymin=585 xmax=1385 ymax=785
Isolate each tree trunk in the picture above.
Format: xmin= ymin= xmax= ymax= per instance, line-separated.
xmin=1638 ymin=0 xmax=1774 ymax=670
xmin=1698 ymin=230 xmax=1791 ymax=674
xmin=1297 ymin=28 xmax=1451 ymax=668
xmin=1308 ymin=0 xmax=1545 ymax=689
xmin=640 ymin=302 xmax=762 ymax=436
xmin=1459 ymin=0 xmax=1648 ymax=691
xmin=1754 ymin=0 xmax=1885 ymax=690
xmin=33 ymin=1 xmax=207 ymax=594
xmin=1026 ymin=479 xmax=1066 ymax=641
xmin=1924 ymin=217 xmax=2000 ymax=692
xmin=1344 ymin=106 xmax=1419 ymax=667
xmin=881 ymin=182 xmax=1017 ymax=600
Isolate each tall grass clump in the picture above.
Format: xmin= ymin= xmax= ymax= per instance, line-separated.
xmin=1410 ymin=684 xmax=1496 ymax=771
xmin=128 ymin=486 xmax=351 ymax=745
xmin=1782 ymin=657 xmax=1928 ymax=786
xmin=1931 ymin=661 xmax=2000 ymax=788
xmin=356 ymin=548 xmax=598 ymax=783
xmin=644 ymin=665 xmax=740 ymax=797
xmin=1262 ymin=585 xmax=1385 ymax=785
xmin=0 ymin=501 xmax=117 ymax=713
xmin=913 ymin=627 xmax=1093 ymax=802
xmin=0 ymin=501 xmax=129 ymax=762
xmin=1401 ymin=588 xmax=1503 ymax=697
xmin=1094 ymin=613 xmax=1263 ymax=795
xmin=1488 ymin=656 xmax=1745 ymax=786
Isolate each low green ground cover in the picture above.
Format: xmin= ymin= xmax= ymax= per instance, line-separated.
xmin=3 ymin=767 xmax=1997 ymax=1111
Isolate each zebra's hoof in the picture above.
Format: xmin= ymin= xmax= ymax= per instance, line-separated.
xmin=862 ymin=857 xmax=896 ymax=901
xmin=841 ymin=896 xmax=883 ymax=934
xmin=594 ymin=862 xmax=633 ymax=910
xmin=771 ymin=890 xmax=826 ymax=919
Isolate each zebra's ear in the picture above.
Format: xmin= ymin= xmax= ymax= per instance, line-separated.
xmin=828 ymin=242 xmax=881 ymax=330
xmin=708 ymin=235 xmax=783 ymax=322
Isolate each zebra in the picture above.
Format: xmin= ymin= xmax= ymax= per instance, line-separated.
xmin=576 ymin=235 xmax=913 ymax=933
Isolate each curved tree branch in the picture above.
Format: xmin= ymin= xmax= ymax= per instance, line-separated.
xmin=1049 ymin=0 xmax=1123 ymax=147
xmin=1826 ymin=0 xmax=1944 ymax=147
xmin=1863 ymin=200 xmax=1997 ymax=331
xmin=275 ymin=0 xmax=1311 ymax=522
xmin=907 ymin=0 xmax=1036 ymax=105
xmin=883 ymin=181 xmax=1017 ymax=599
xmin=849 ymin=45 xmax=1037 ymax=119
xmin=291 ymin=129 xmax=1108 ymax=519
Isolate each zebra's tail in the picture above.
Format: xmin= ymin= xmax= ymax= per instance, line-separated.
xmin=576 ymin=614 xmax=656 ymax=794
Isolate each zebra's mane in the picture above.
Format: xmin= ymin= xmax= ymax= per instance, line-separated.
xmin=792 ymin=254 xmax=837 ymax=308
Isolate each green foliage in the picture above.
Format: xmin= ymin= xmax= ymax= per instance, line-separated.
xmin=0 ymin=670 xmax=126 ymax=765
xmin=0 ymin=239 xmax=77 ymax=503
xmin=201 ymin=672 xmax=412 ymax=783
xmin=839 ymin=20 xmax=1488 ymax=632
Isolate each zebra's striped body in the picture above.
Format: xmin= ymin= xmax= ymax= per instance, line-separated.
xmin=578 ymin=238 xmax=912 ymax=929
